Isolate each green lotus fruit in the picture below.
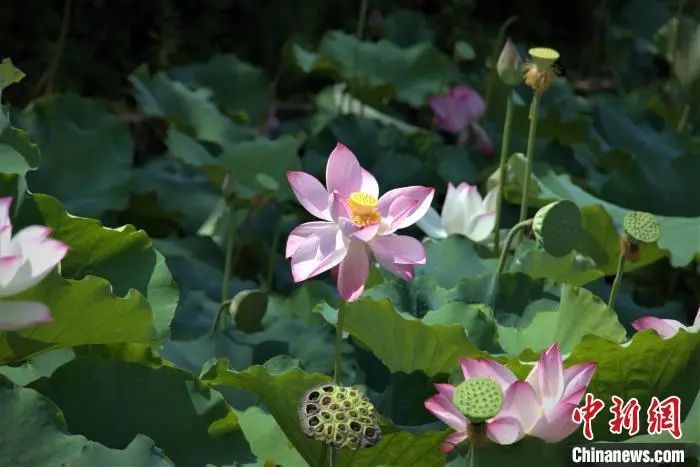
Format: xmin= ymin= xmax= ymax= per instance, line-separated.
xmin=532 ymin=200 xmax=582 ymax=257
xmin=452 ymin=377 xmax=504 ymax=424
xmin=623 ymin=211 xmax=660 ymax=244
xmin=228 ymin=289 xmax=267 ymax=332
xmin=528 ymin=47 xmax=560 ymax=69
xmin=298 ymin=383 xmax=381 ymax=450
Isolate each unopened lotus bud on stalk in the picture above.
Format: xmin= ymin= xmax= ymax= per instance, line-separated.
xmin=299 ymin=383 xmax=382 ymax=450
xmin=497 ymin=39 xmax=523 ymax=87
xmin=493 ymin=38 xmax=522 ymax=252
xmin=609 ymin=211 xmax=660 ymax=310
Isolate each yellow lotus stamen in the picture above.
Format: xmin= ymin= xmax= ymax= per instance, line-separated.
xmin=347 ymin=192 xmax=381 ymax=227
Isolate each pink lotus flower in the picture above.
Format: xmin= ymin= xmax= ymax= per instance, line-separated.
xmin=0 ymin=197 xmax=69 ymax=330
xmin=631 ymin=308 xmax=700 ymax=339
xmin=424 ymin=358 xmax=533 ymax=451
xmin=518 ymin=343 xmax=598 ymax=442
xmin=428 ymin=85 xmax=494 ymax=156
xmin=424 ymin=344 xmax=597 ymax=451
xmin=286 ymin=143 xmax=434 ymax=301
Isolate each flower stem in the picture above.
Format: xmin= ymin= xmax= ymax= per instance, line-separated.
xmin=608 ymin=252 xmax=626 ymax=310
xmin=676 ymin=103 xmax=690 ymax=132
xmin=468 ymin=443 xmax=476 ymax=467
xmin=518 ymin=92 xmax=542 ymax=225
xmin=334 ymin=301 xmax=347 ymax=384
xmin=495 ymin=219 xmax=532 ymax=276
xmin=493 ymin=90 xmax=515 ymax=253
xmin=213 ymin=207 xmax=237 ymax=332
xmin=35 ymin=0 xmax=72 ymax=96
xmin=356 ymin=0 xmax=369 ymax=39
xmin=317 ymin=444 xmax=328 ymax=467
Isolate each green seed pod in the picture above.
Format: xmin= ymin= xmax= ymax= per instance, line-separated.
xmin=528 ymin=47 xmax=560 ymax=69
xmin=623 ymin=211 xmax=660 ymax=244
xmin=228 ymin=289 xmax=267 ymax=332
xmin=298 ymin=383 xmax=381 ymax=450
xmin=532 ymin=200 xmax=582 ymax=257
xmin=452 ymin=377 xmax=504 ymax=424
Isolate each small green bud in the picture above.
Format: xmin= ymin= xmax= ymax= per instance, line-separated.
xmin=299 ymin=383 xmax=381 ymax=450
xmin=532 ymin=200 xmax=582 ymax=257
xmin=623 ymin=211 xmax=660 ymax=244
xmin=453 ymin=377 xmax=504 ymax=424
xmin=497 ymin=38 xmax=523 ymax=86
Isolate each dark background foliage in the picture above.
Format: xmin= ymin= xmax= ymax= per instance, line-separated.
xmin=1 ymin=1 xmax=699 ymax=464
xmin=2 ymin=0 xmax=691 ymax=106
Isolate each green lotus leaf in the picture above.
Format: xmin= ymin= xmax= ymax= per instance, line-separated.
xmin=201 ymin=360 xmax=447 ymax=466
xmin=334 ymin=297 xmax=484 ymax=376
xmin=17 ymin=94 xmax=132 ymax=217
xmin=0 ymin=377 xmax=173 ymax=466
xmin=31 ymin=357 xmax=252 ymax=466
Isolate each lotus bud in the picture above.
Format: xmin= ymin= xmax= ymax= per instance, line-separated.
xmin=497 ymin=38 xmax=523 ymax=86
xmin=298 ymin=383 xmax=381 ymax=450
xmin=532 ymin=200 xmax=582 ymax=257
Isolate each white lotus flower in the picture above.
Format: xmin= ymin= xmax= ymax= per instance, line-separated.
xmin=417 ymin=182 xmax=497 ymax=242
xmin=0 ymin=197 xmax=68 ymax=330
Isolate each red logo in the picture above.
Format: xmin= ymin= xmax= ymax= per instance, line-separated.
xmin=572 ymin=394 xmax=683 ymax=440
xmin=572 ymin=393 xmax=606 ymax=440
xmin=609 ymin=396 xmax=641 ymax=436
xmin=647 ymin=396 xmax=682 ymax=439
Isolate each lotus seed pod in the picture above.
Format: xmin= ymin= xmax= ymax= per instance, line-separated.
xmin=524 ymin=47 xmax=560 ymax=94
xmin=452 ymin=377 xmax=504 ymax=424
xmin=532 ymin=200 xmax=582 ymax=258
xmin=623 ymin=211 xmax=660 ymax=244
xmin=528 ymin=47 xmax=560 ymax=69
xmin=298 ymin=383 xmax=381 ymax=450
xmin=497 ymin=38 xmax=523 ymax=86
